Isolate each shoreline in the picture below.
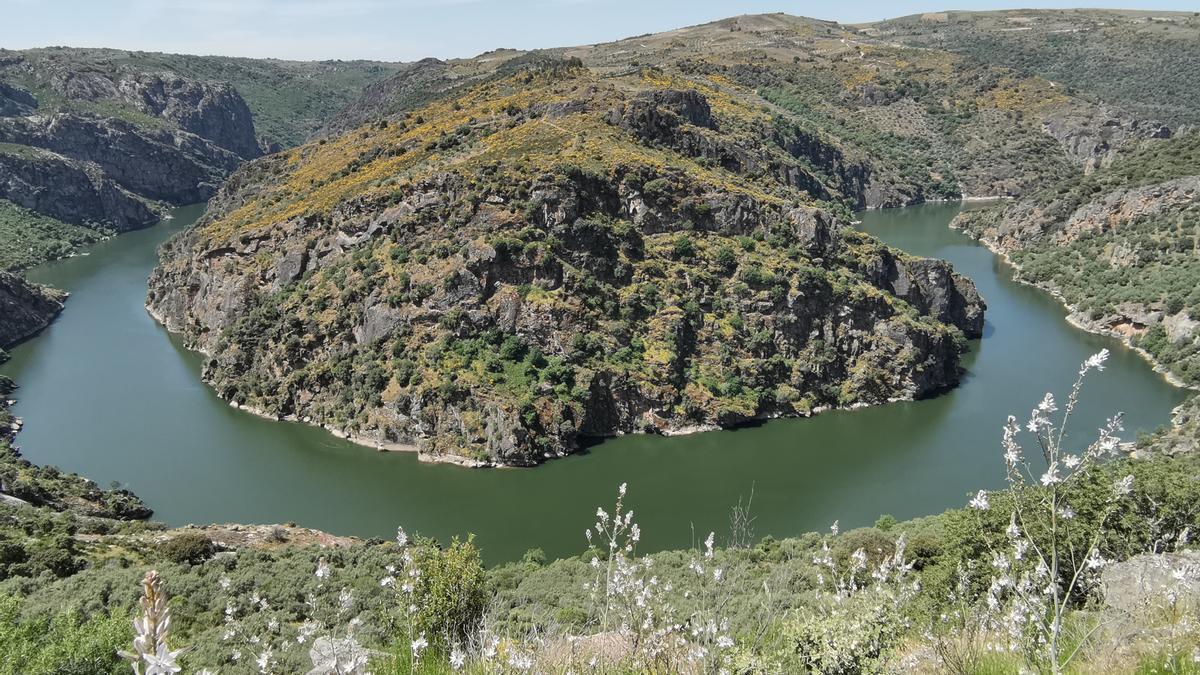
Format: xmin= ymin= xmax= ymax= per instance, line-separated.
xmin=949 ymin=225 xmax=1197 ymax=393
xmin=150 ymin=294 xmax=946 ymax=468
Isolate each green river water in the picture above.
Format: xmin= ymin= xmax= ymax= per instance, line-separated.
xmin=1 ymin=203 xmax=1187 ymax=564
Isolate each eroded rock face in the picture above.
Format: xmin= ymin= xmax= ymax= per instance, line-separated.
xmin=1102 ymin=551 xmax=1200 ymax=615
xmin=0 ymin=148 xmax=157 ymax=230
xmin=1042 ymin=109 xmax=1171 ymax=173
xmin=0 ymin=82 xmax=36 ymax=116
xmin=149 ymin=163 xmax=984 ymax=466
xmin=857 ymin=251 xmax=986 ymax=338
xmin=0 ymin=61 xmax=261 ymax=233
xmin=0 ymin=271 xmax=65 ymax=348
xmin=117 ymin=73 xmax=261 ymax=159
xmin=37 ymin=68 xmax=261 ymax=159
xmin=0 ymin=113 xmax=243 ymax=204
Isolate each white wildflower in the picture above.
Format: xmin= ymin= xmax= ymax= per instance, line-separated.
xmin=1040 ymin=462 xmax=1061 ymax=486
xmin=969 ymin=490 xmax=990 ymax=510
xmin=1114 ymin=474 xmax=1134 ymax=497
xmin=1082 ymin=348 xmax=1109 ymax=373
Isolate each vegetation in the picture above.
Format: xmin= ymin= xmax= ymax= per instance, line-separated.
xmin=0 ymin=199 xmax=107 ymax=272
xmin=0 ymin=365 xmax=1196 ymax=672
xmin=954 ymin=132 xmax=1200 ymax=385
xmin=874 ymin=9 xmax=1200 ymax=127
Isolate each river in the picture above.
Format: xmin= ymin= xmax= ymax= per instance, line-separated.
xmin=1 ymin=203 xmax=1187 ymax=564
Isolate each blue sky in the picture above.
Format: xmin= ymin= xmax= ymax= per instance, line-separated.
xmin=2 ymin=0 xmax=1197 ymax=61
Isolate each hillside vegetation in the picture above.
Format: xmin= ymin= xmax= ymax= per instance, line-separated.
xmin=954 ymin=131 xmax=1200 ymax=385
xmin=869 ymin=9 xmax=1200 ymax=126
xmin=149 ymin=61 xmax=988 ymax=465
xmin=148 ymin=11 xmax=1200 ymax=466
xmin=0 ymin=374 xmax=1197 ymax=673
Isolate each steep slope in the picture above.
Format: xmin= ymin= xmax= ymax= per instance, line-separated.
xmin=1 ymin=48 xmax=404 ymax=149
xmin=149 ymin=62 xmax=984 ymax=466
xmin=0 ymin=48 xmax=403 ymax=274
xmin=953 ymin=132 xmax=1200 ymax=386
xmin=0 ymin=54 xmax=260 ymax=240
xmin=0 ymin=272 xmax=64 ymax=349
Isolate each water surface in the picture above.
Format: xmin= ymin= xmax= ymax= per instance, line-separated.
xmin=2 ymin=203 xmax=1186 ymax=563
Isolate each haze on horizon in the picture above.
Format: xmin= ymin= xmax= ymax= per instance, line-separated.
xmin=2 ymin=0 xmax=1197 ymax=62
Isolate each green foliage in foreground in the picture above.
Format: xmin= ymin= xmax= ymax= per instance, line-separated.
xmin=0 ymin=199 xmax=106 ymax=272
xmin=0 ymin=443 xmax=1193 ymax=672
xmin=0 ymin=595 xmax=130 ymax=675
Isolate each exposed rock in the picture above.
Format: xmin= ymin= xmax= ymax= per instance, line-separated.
xmin=0 ymin=112 xmax=244 ymax=203
xmin=0 ymin=146 xmax=158 ymax=230
xmin=859 ymin=252 xmax=987 ymax=338
xmin=149 ymin=147 xmax=984 ymax=466
xmin=1102 ymin=551 xmax=1200 ymax=615
xmin=0 ymin=271 xmax=65 ymax=347
xmin=116 ymin=72 xmax=261 ymax=159
xmin=36 ymin=67 xmax=260 ymax=159
xmin=1042 ymin=108 xmax=1171 ymax=172
xmin=0 ymin=82 xmax=36 ymax=116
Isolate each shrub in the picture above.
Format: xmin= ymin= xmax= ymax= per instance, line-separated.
xmin=158 ymin=532 xmax=217 ymax=565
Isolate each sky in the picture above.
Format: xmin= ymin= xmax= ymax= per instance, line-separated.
xmin=2 ymin=0 xmax=1197 ymax=61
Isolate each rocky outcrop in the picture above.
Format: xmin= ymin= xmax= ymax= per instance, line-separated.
xmin=857 ymin=251 xmax=986 ymax=338
xmin=1042 ymin=108 xmax=1171 ymax=173
xmin=0 ymin=147 xmax=157 ymax=231
xmin=0 ymin=58 xmax=262 ymax=236
xmin=0 ymin=82 xmax=36 ymax=116
xmin=0 ymin=271 xmax=65 ymax=347
xmin=970 ymin=176 xmax=1200 ymax=256
xmin=0 ymin=113 xmax=244 ymax=203
xmin=1102 ymin=551 xmax=1200 ymax=615
xmin=117 ymin=73 xmax=260 ymax=159
xmin=149 ymin=93 xmax=984 ymax=466
xmin=33 ymin=68 xmax=260 ymax=159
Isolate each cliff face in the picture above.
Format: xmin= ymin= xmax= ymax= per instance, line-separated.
xmin=0 ymin=271 xmax=65 ymax=348
xmin=0 ymin=113 xmax=244 ymax=204
xmin=149 ymin=70 xmax=984 ymax=466
xmin=0 ymin=146 xmax=159 ymax=230
xmin=0 ymin=59 xmax=261 ymax=234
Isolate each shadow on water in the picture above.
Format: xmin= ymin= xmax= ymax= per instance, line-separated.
xmin=0 ymin=202 xmax=1187 ymax=564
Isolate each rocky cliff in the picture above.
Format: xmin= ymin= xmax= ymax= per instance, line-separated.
xmin=0 ymin=57 xmax=262 ymax=235
xmin=0 ymin=112 xmax=244 ymax=204
xmin=149 ymin=68 xmax=984 ymax=466
xmin=0 ymin=271 xmax=65 ymax=348
xmin=0 ymin=145 xmax=158 ymax=230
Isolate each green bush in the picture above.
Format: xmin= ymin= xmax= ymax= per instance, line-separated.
xmin=158 ymin=532 xmax=217 ymax=565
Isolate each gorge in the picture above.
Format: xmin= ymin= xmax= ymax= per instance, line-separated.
xmin=1 ymin=202 xmax=1185 ymax=564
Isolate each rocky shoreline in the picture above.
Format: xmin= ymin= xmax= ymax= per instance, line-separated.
xmin=949 ymin=219 xmax=1197 ymax=393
